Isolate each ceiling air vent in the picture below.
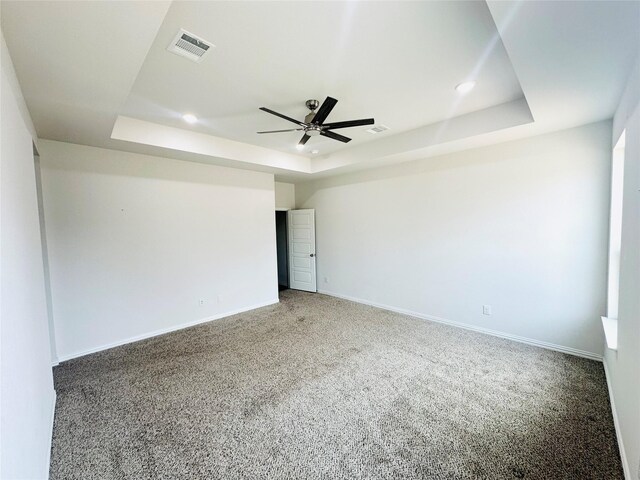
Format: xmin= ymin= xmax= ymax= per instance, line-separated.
xmin=366 ymin=124 xmax=389 ymax=134
xmin=167 ymin=29 xmax=214 ymax=63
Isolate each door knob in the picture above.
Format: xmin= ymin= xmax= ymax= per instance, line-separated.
xmin=310 ymin=253 xmax=315 ymax=257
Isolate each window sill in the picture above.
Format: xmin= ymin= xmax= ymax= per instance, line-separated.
xmin=601 ymin=316 xmax=618 ymax=351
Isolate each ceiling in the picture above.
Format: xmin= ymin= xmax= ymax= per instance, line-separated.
xmin=1 ymin=1 xmax=639 ymax=181
xmin=122 ymin=1 xmax=524 ymax=156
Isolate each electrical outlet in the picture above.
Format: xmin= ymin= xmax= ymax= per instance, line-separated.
xmin=324 ymin=277 xmax=329 ymax=284
xmin=199 ymin=299 xmax=205 ymax=306
xmin=482 ymin=305 xmax=492 ymax=315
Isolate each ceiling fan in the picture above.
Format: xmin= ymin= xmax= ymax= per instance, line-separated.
xmin=257 ymin=96 xmax=374 ymax=148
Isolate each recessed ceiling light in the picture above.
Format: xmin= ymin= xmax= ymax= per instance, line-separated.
xmin=455 ymin=81 xmax=476 ymax=94
xmin=182 ymin=113 xmax=198 ymax=124
xmin=296 ymin=144 xmax=304 ymax=151
xmin=311 ymin=149 xmax=319 ymax=154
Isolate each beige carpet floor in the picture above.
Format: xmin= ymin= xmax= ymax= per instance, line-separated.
xmin=50 ymin=290 xmax=622 ymax=479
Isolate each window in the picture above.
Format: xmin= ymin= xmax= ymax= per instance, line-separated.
xmin=603 ymin=130 xmax=625 ymax=350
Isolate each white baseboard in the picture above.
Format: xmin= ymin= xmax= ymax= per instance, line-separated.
xmin=45 ymin=389 xmax=57 ymax=479
xmin=603 ymin=360 xmax=631 ymax=480
xmin=55 ymin=299 xmax=279 ymax=363
xmin=318 ymin=290 xmax=603 ymax=361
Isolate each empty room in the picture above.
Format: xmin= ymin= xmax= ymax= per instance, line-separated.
xmin=1 ymin=1 xmax=639 ymax=479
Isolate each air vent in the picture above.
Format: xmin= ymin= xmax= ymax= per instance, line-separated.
xmin=167 ymin=29 xmax=214 ymax=63
xmin=366 ymin=124 xmax=389 ymax=134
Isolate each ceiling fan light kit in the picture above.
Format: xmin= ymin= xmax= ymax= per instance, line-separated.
xmin=258 ymin=96 xmax=375 ymax=149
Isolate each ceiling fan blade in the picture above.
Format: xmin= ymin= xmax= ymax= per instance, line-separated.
xmin=259 ymin=107 xmax=306 ymax=127
xmin=257 ymin=128 xmax=303 ymax=134
xmin=320 ymin=130 xmax=351 ymax=143
xmin=323 ymin=118 xmax=375 ymax=130
xmin=298 ymin=134 xmax=311 ymax=146
xmin=311 ymin=96 xmax=338 ymax=125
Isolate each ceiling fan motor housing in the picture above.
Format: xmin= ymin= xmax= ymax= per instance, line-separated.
xmin=305 ymin=125 xmax=322 ymax=136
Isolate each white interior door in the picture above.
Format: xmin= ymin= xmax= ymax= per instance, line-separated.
xmin=288 ymin=209 xmax=316 ymax=292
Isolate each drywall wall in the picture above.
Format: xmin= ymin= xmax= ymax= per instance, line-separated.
xmin=605 ymin=54 xmax=640 ymax=480
xmin=297 ymin=121 xmax=611 ymax=358
xmin=275 ymin=181 xmax=295 ymax=210
xmin=34 ymin=155 xmax=59 ymax=364
xmin=39 ymin=140 xmax=279 ymax=361
xmin=1 ymin=33 xmax=56 ymax=479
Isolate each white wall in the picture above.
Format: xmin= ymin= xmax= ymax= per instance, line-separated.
xmin=297 ymin=121 xmax=611 ymax=358
xmin=1 ymin=33 xmax=56 ymax=479
xmin=275 ymin=181 xmax=295 ymax=210
xmin=605 ymin=54 xmax=640 ymax=480
xmin=39 ymin=140 xmax=279 ymax=361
